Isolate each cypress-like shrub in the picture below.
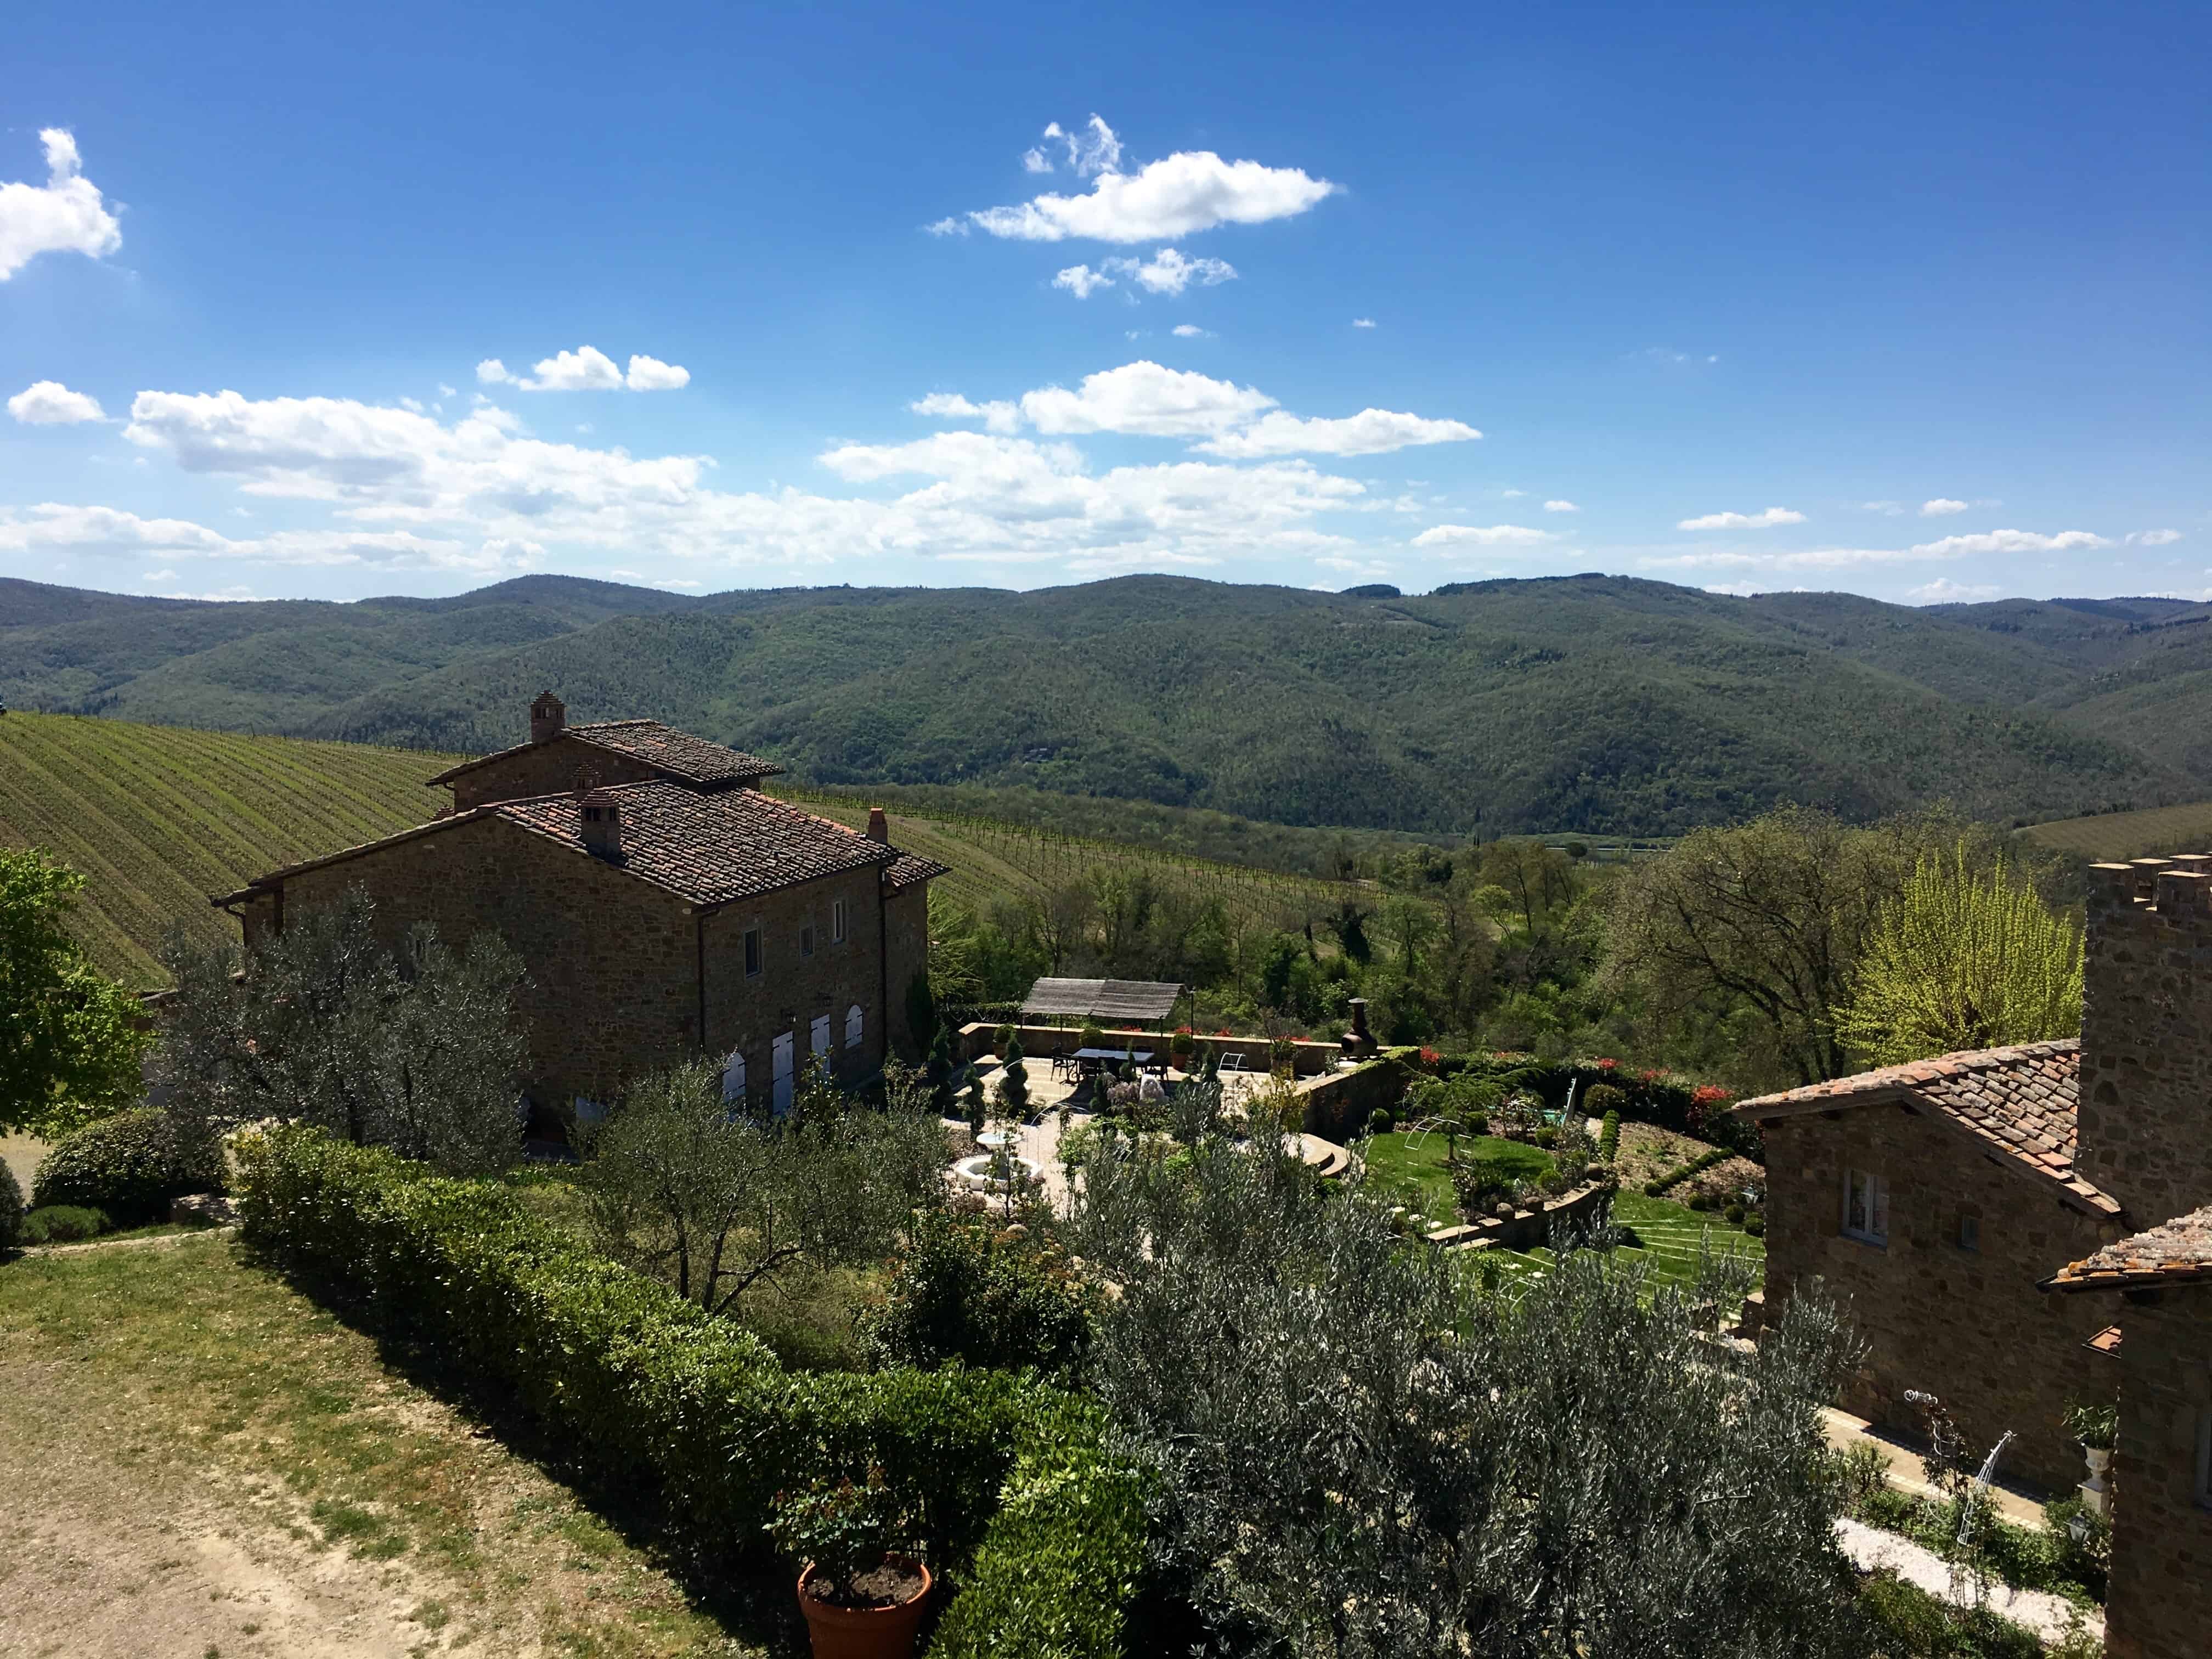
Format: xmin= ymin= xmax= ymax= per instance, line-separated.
xmin=0 ymin=1160 xmax=24 ymax=1250
xmin=232 ymin=1127 xmax=1143 ymax=1657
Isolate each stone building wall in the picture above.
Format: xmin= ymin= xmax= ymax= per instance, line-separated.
xmin=1761 ymin=1110 xmax=2121 ymax=1493
xmin=882 ymin=883 xmax=931 ymax=1059
xmin=2103 ymin=1285 xmax=2212 ymax=1659
xmin=248 ymin=814 xmax=698 ymax=1107
xmin=699 ymin=866 xmax=890 ymax=1102
xmin=446 ymin=738 xmax=669 ymax=810
xmin=2080 ymin=858 xmax=2212 ymax=1228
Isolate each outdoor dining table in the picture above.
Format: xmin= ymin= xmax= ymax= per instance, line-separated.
xmin=1069 ymin=1047 xmax=1156 ymax=1077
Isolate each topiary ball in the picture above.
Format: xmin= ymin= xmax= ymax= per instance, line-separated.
xmin=1368 ymin=1109 xmax=1393 ymax=1136
xmin=32 ymin=1109 xmax=218 ymax=1227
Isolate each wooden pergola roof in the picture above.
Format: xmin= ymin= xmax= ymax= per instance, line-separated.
xmin=1020 ymin=977 xmax=1185 ymax=1023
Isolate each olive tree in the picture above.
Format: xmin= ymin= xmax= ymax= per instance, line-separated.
xmin=160 ymin=887 xmax=529 ymax=1176
xmin=1064 ymin=1121 xmax=1869 ymax=1658
xmin=580 ymin=1057 xmax=945 ymax=1317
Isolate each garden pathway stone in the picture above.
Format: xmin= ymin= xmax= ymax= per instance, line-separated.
xmin=1835 ymin=1517 xmax=2100 ymax=1644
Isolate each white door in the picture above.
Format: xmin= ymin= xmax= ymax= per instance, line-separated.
xmin=845 ymin=1003 xmax=864 ymax=1050
xmin=720 ymin=1049 xmax=747 ymax=1104
xmin=771 ymin=1031 xmax=794 ymax=1115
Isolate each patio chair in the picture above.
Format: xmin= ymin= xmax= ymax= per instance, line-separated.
xmin=1218 ymin=1052 xmax=1246 ymax=1073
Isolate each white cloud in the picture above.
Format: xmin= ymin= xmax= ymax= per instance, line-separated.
xmin=1543 ymin=499 xmax=1579 ymax=514
xmin=1316 ymin=556 xmax=1394 ymax=579
xmin=1909 ymin=528 xmax=2109 ymax=557
xmin=1019 ymin=360 xmax=1276 ymax=438
xmin=1196 ymin=408 xmax=1480 ymax=460
xmin=909 ymin=392 xmax=1020 ymax=435
xmin=1022 ymin=145 xmax=1054 ymax=176
xmin=1920 ymin=498 xmax=1969 ymax=516
xmin=923 ymin=217 xmax=966 ymax=236
xmin=1171 ymin=324 xmax=1211 ymax=338
xmin=1410 ymin=523 xmax=1558 ymax=549
xmin=0 ymin=501 xmax=512 ymax=571
xmin=1908 ymin=577 xmax=2002 ymax=602
xmin=1023 ymin=117 xmax=1123 ymax=178
xmin=958 ymin=136 xmax=1339 ymax=242
xmin=8 ymin=380 xmax=105 ymax=424
xmin=625 ymin=354 xmax=691 ymax=391
xmin=1352 ymin=318 xmax=1376 ymax=329
xmin=1500 ymin=488 xmax=1525 ymax=499
xmin=0 ymin=129 xmax=122 ymax=281
xmin=1676 ymin=506 xmax=1806 ymax=530
xmin=140 ymin=568 xmax=176 ymax=582
xmin=1643 ymin=527 xmax=2111 ymax=573
xmin=652 ymin=577 xmax=704 ymax=590
xmin=2128 ymin=528 xmax=2183 ymax=546
xmin=518 ymin=346 xmax=624 ymax=392
xmin=477 ymin=358 xmax=512 ymax=385
xmin=397 ymin=396 xmax=425 ymax=413
xmin=1052 ymin=263 xmax=1114 ymax=298
xmin=1860 ymin=500 xmax=1906 ymax=515
xmin=1104 ymin=247 xmax=1237 ymax=295
xmin=436 ymin=383 xmax=458 ymax=399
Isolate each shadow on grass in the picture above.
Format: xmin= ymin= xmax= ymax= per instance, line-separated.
xmin=237 ymin=1238 xmax=817 ymax=1658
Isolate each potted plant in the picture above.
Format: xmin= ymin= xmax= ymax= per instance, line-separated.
xmin=2065 ymin=1398 xmax=2118 ymax=1517
xmin=769 ymin=1468 xmax=932 ymax=1658
xmin=1170 ymin=1025 xmax=1197 ymax=1067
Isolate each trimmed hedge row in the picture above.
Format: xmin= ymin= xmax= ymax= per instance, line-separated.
xmin=234 ymin=1127 xmax=1144 ymax=1657
xmin=1644 ymin=1145 xmax=1737 ymax=1197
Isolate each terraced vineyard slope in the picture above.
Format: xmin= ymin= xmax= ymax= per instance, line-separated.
xmin=2018 ymin=799 xmax=2212 ymax=862
xmin=0 ymin=713 xmax=462 ymax=985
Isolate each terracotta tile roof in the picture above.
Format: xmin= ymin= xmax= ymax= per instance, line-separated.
xmin=495 ymin=781 xmax=895 ymax=904
xmin=1735 ymin=1040 xmax=2120 ymax=1215
xmin=425 ymin=721 xmax=782 ymax=788
xmin=2044 ymin=1204 xmax=2212 ymax=1293
xmin=883 ymin=851 xmax=950 ymax=891
xmin=218 ymin=780 xmax=945 ymax=910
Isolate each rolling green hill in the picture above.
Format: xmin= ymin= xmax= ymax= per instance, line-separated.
xmin=0 ymin=712 xmax=1365 ymax=990
xmin=9 ymin=572 xmax=2211 ymax=837
xmin=2019 ymin=800 xmax=2212 ymax=862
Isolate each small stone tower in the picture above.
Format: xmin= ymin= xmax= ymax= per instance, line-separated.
xmin=2079 ymin=856 xmax=2212 ymax=1225
xmin=531 ymin=690 xmax=566 ymax=744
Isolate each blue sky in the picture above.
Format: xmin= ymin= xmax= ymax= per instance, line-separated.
xmin=4 ymin=1 xmax=2206 ymax=606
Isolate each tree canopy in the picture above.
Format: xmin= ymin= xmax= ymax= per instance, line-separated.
xmin=0 ymin=847 xmax=149 ymax=1135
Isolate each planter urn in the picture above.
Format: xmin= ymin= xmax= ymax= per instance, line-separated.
xmin=796 ymin=1556 xmax=933 ymax=1659
xmin=2080 ymin=1446 xmax=2112 ymax=1517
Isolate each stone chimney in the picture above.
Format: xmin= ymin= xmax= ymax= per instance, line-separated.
xmin=2078 ymin=855 xmax=2212 ymax=1224
xmin=531 ymin=690 xmax=566 ymax=744
xmin=865 ymin=806 xmax=889 ymax=844
xmin=578 ymin=787 xmax=623 ymax=859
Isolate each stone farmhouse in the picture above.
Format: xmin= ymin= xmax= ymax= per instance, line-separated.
xmin=216 ymin=692 xmax=945 ymax=1119
xmin=1740 ymin=855 xmax=2212 ymax=1659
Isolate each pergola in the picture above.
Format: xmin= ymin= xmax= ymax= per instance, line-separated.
xmin=1019 ymin=977 xmax=1187 ymax=1030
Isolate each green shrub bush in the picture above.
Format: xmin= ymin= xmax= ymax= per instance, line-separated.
xmin=32 ymin=1109 xmax=219 ymax=1226
xmin=1645 ymin=1144 xmax=1735 ymax=1198
xmin=22 ymin=1204 xmax=110 ymax=1243
xmin=1743 ymin=1213 xmax=1766 ymax=1238
xmin=862 ymin=1210 xmax=1097 ymax=1379
xmin=1597 ymin=1108 xmax=1621 ymax=1161
xmin=1367 ymin=1109 xmax=1392 ymax=1136
xmin=0 ymin=1160 xmax=21 ymax=1251
xmin=233 ymin=1127 xmax=1143 ymax=1657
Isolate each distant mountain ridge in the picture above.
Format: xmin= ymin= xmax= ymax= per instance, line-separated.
xmin=9 ymin=572 xmax=2212 ymax=837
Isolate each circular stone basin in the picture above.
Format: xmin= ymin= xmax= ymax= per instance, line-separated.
xmin=955 ymin=1153 xmax=1042 ymax=1190
xmin=975 ymin=1130 xmax=1020 ymax=1152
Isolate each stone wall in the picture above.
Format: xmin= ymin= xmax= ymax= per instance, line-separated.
xmin=957 ymin=1022 xmax=1340 ymax=1076
xmin=1759 ymin=1109 xmax=2123 ymax=1493
xmin=700 ymin=865 xmax=891 ymax=1101
xmin=882 ymin=884 xmax=930 ymax=1059
xmin=446 ymin=737 xmax=670 ymax=810
xmin=2101 ymin=1283 xmax=2212 ymax=1659
xmin=1431 ymin=1180 xmax=1612 ymax=1252
xmin=2080 ymin=859 xmax=2212 ymax=1228
xmin=1294 ymin=1053 xmax=1407 ymax=1141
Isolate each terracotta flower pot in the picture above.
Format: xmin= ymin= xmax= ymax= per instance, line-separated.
xmin=795 ymin=1555 xmax=932 ymax=1659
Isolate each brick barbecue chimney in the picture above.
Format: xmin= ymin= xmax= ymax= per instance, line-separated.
xmin=531 ymin=690 xmax=566 ymax=744
xmin=578 ymin=787 xmax=623 ymax=859
xmin=865 ymin=806 xmax=889 ymax=843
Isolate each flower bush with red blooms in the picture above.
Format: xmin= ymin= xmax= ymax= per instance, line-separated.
xmin=1594 ymin=1057 xmax=1619 ymax=1072
xmin=1419 ymin=1048 xmax=1441 ymax=1065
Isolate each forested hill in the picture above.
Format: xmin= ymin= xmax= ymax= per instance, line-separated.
xmin=9 ymin=571 xmax=2212 ymax=837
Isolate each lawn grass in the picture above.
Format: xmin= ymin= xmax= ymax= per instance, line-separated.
xmin=0 ymin=1232 xmax=772 ymax=1656
xmin=1360 ymin=1130 xmax=1552 ymax=1224
xmin=1485 ymin=1189 xmax=1765 ymax=1300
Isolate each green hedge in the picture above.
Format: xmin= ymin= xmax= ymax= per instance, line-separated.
xmin=234 ymin=1127 xmax=1144 ymax=1657
xmin=1644 ymin=1144 xmax=1736 ymax=1197
xmin=33 ymin=1108 xmax=220 ymax=1226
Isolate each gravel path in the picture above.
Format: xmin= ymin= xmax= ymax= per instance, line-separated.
xmin=1836 ymin=1516 xmax=2102 ymax=1643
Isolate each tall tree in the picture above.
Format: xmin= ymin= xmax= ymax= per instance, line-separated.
xmin=1835 ymin=846 xmax=2083 ymax=1065
xmin=1601 ymin=807 xmax=1951 ymax=1087
xmin=0 ymin=848 xmax=149 ymax=1135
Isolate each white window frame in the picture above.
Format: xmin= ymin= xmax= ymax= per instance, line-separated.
xmin=845 ymin=1003 xmax=864 ymax=1049
xmin=832 ymin=898 xmax=847 ymax=943
xmin=1842 ymin=1167 xmax=1889 ymax=1246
